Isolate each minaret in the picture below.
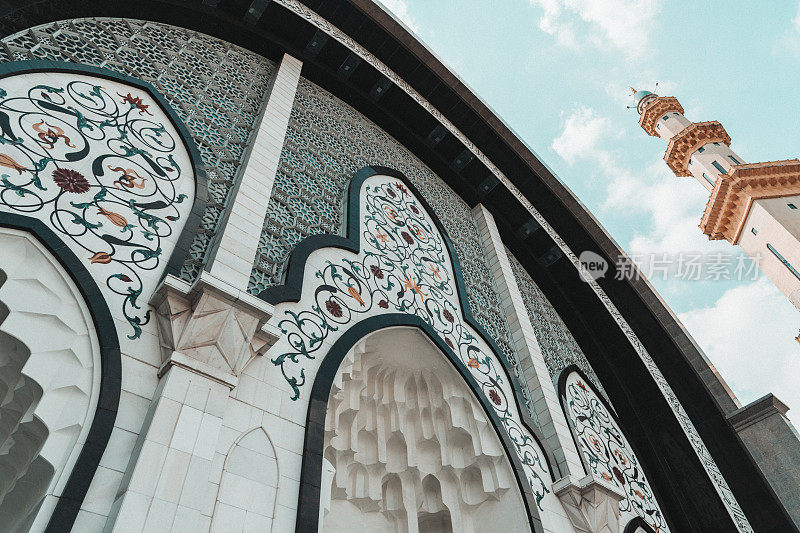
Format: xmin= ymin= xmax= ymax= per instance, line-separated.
xmin=632 ymin=88 xmax=800 ymax=312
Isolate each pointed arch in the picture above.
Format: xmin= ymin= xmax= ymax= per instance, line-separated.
xmin=557 ymin=365 xmax=671 ymax=532
xmin=0 ymin=61 xmax=207 ymax=339
xmin=318 ymin=322 xmax=536 ymax=532
xmin=211 ymin=426 xmax=279 ymax=531
xmin=262 ymin=167 xmax=560 ymax=531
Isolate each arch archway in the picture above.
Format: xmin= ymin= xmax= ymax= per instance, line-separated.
xmin=557 ymin=365 xmax=670 ymax=532
xmin=320 ymin=326 xmax=529 ymax=532
xmin=0 ymin=61 xmax=207 ymax=339
xmin=303 ymin=317 xmax=551 ymax=532
xmin=0 ymin=8 xmax=793 ymax=530
xmin=212 ymin=427 xmax=279 ymax=531
xmin=0 ymin=59 xmax=208 ymax=530
xmin=260 ymin=168 xmax=559 ymax=531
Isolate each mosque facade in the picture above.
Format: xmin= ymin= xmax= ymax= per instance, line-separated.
xmin=0 ymin=1 xmax=797 ymax=531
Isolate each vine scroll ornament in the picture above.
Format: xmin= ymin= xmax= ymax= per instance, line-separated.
xmin=563 ymin=370 xmax=669 ymax=532
xmin=0 ymin=70 xmax=194 ymax=339
xmin=267 ymin=172 xmax=553 ymax=509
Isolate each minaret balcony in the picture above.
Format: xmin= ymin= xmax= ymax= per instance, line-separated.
xmin=664 ymin=121 xmax=731 ymax=176
xmin=699 ymin=159 xmax=800 ymax=243
xmin=639 ymin=96 xmax=684 ymax=136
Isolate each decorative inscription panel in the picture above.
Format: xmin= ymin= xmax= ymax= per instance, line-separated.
xmin=563 ymin=371 xmax=668 ymax=532
xmin=268 ymin=173 xmax=552 ymax=508
xmin=0 ymin=71 xmax=194 ymax=338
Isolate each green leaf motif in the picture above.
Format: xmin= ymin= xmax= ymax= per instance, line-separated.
xmin=133 ymin=247 xmax=162 ymax=261
xmin=1 ymin=175 xmax=33 ymax=197
xmin=31 ymin=84 xmax=64 ymax=94
xmin=70 ymin=213 xmax=102 ymax=229
xmin=67 ymin=106 xmax=94 ymax=132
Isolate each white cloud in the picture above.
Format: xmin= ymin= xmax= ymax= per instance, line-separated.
xmin=772 ymin=2 xmax=800 ymax=55
xmin=552 ymin=106 xmax=727 ymax=276
xmin=529 ymin=0 xmax=663 ymax=57
xmin=551 ymin=106 xmax=619 ymax=166
xmin=794 ymin=1 xmax=800 ymax=33
xmin=375 ymin=0 xmax=421 ymax=34
xmin=679 ymin=278 xmax=800 ymax=419
xmin=619 ymin=160 xmax=716 ymax=257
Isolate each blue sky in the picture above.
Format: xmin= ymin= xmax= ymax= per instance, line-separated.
xmin=377 ymin=0 xmax=800 ymax=417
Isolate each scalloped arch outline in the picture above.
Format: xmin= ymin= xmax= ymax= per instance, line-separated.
xmin=261 ymin=166 xmax=562 ymax=532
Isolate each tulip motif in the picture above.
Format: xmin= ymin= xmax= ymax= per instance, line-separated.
xmin=89 ymin=252 xmax=113 ymax=264
xmin=97 ymin=207 xmax=129 ymax=227
xmin=348 ymin=285 xmax=365 ymax=306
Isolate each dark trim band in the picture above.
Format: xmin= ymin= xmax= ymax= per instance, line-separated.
xmin=260 ymin=166 xmax=553 ymax=462
xmin=623 ymin=516 xmax=657 ymax=533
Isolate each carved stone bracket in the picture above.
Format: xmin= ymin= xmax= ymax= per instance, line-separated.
xmin=151 ymin=272 xmax=279 ymax=388
xmin=664 ymin=121 xmax=731 ymax=177
xmin=553 ymin=474 xmax=627 ymax=533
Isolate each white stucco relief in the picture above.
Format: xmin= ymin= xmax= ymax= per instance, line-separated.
xmin=322 ymin=328 xmax=528 ymax=533
xmin=0 ymin=227 xmax=100 ymax=530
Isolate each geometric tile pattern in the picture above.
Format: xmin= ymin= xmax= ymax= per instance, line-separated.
xmin=508 ymin=252 xmax=608 ymax=401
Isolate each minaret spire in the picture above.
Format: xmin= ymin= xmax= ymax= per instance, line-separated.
xmin=633 ymin=89 xmax=800 ymax=316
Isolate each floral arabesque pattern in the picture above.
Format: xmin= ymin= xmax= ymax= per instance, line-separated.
xmin=0 ymin=18 xmax=275 ymax=282
xmin=563 ymin=371 xmax=669 ymax=532
xmin=270 ymin=174 xmax=551 ymax=508
xmin=254 ymin=77 xmax=534 ymax=417
xmin=0 ymin=73 xmax=193 ymax=338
